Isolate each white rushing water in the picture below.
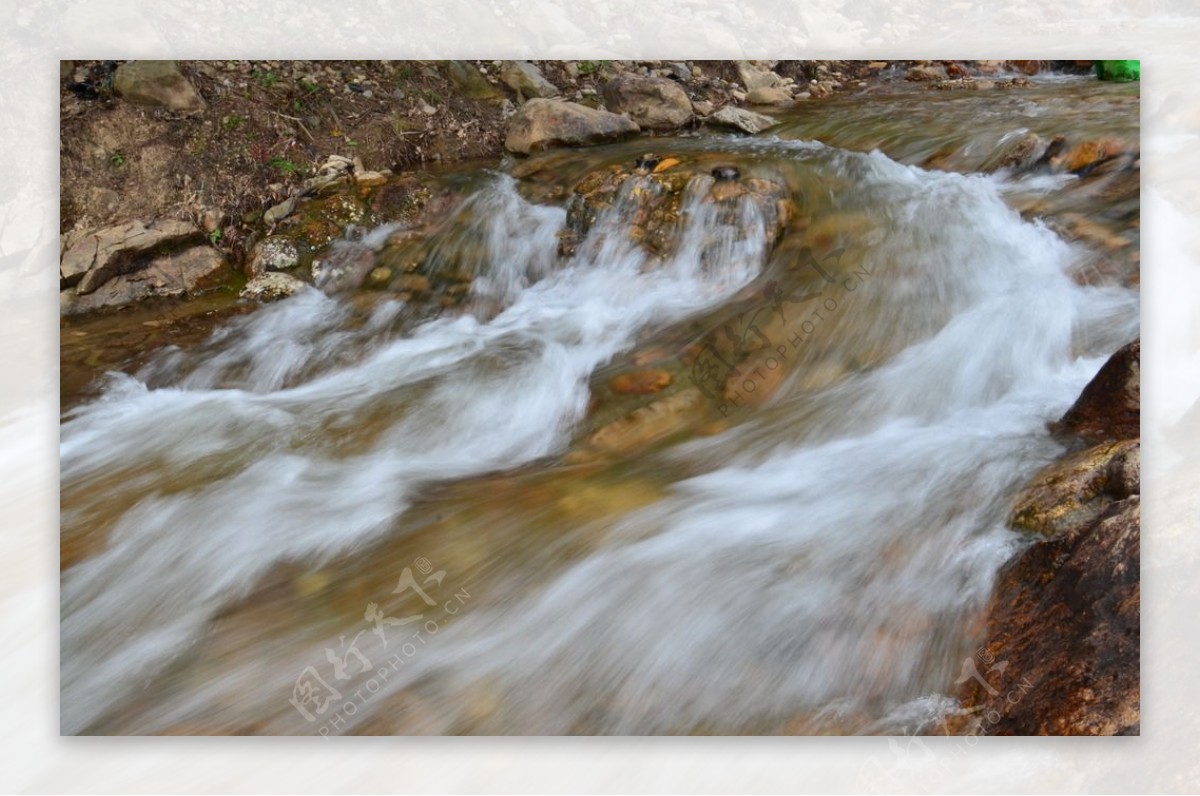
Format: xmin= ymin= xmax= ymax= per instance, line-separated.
xmin=59 ymin=173 xmax=773 ymax=734
xmin=60 ymin=144 xmax=1138 ymax=735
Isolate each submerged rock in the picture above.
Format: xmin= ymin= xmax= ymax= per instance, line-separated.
xmin=504 ymin=99 xmax=639 ymax=155
xmin=585 ymin=388 xmax=708 ymax=454
xmin=563 ymin=160 xmax=788 ymax=260
xmin=610 ymin=369 xmax=672 ymax=395
xmin=600 ymin=73 xmax=693 ymax=130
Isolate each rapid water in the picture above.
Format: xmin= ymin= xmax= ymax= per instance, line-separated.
xmin=60 ymin=79 xmax=1139 ymax=735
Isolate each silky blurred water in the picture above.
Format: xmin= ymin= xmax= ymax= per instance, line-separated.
xmin=59 ymin=77 xmax=1139 ymax=735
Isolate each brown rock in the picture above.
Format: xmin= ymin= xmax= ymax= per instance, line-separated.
xmin=61 ymin=246 xmax=230 ymax=315
xmin=745 ymin=86 xmax=793 ymax=106
xmin=906 ymin=64 xmax=948 ymax=82
xmin=1006 ymin=60 xmax=1043 ymax=75
xmin=611 ymin=369 xmax=672 ymax=395
xmin=600 ymin=74 xmax=693 ymax=131
xmin=1009 ymin=439 xmax=1139 ymax=536
xmin=504 ymin=99 xmax=640 ymax=155
xmin=500 ymin=61 xmax=558 ymax=99
xmin=61 ymin=219 xmax=202 ymax=293
xmin=962 ymin=496 xmax=1139 ymax=735
xmin=241 ymin=272 xmax=307 ymax=302
xmin=113 ymin=60 xmax=205 ymax=113
xmin=586 ymin=388 xmax=707 ymax=453
xmin=1054 ymin=340 xmax=1140 ymax=443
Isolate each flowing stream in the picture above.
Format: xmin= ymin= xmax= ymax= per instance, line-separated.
xmin=60 ymin=77 xmax=1139 ymax=735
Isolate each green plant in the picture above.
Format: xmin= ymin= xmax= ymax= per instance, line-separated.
xmin=299 ymin=80 xmax=320 ymax=93
xmin=577 ymin=60 xmax=605 ymax=76
xmin=253 ymin=69 xmax=280 ymax=88
xmin=419 ymin=88 xmax=442 ymax=105
xmin=268 ymin=155 xmax=299 ymax=175
xmin=110 ymin=152 xmax=125 ymax=168
xmin=209 ymin=228 xmax=222 ymax=245
xmin=222 ymin=114 xmax=244 ymax=130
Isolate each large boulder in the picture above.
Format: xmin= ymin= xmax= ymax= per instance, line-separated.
xmin=60 ymin=218 xmax=202 ymax=293
xmin=600 ymin=74 xmax=693 ymax=131
xmin=500 ymin=61 xmax=558 ymax=99
xmin=113 ymin=60 xmax=205 ymax=112
xmin=1054 ymin=340 xmax=1140 ymax=443
xmin=961 ymin=496 xmax=1140 ymax=735
xmin=61 ymin=246 xmax=230 ymax=315
xmin=960 ymin=337 xmax=1141 ymax=735
xmin=504 ymin=99 xmax=639 ymax=155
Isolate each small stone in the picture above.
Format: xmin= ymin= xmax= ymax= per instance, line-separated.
xmin=241 ymin=272 xmax=307 ymax=302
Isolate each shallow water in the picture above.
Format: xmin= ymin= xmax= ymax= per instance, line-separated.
xmin=60 ymin=77 xmax=1139 ymax=735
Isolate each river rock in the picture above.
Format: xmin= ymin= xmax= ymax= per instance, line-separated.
xmin=564 ymin=162 xmax=789 ymax=259
xmin=664 ymin=62 xmax=691 ymax=83
xmin=585 ymin=388 xmax=708 ymax=454
xmin=504 ymin=99 xmax=639 ymax=155
xmin=500 ymin=61 xmax=558 ymax=99
xmin=610 ymin=370 xmax=672 ymax=395
xmin=736 ymin=61 xmax=784 ymax=92
xmin=61 ymin=218 xmax=202 ymax=293
xmin=247 ymin=235 xmax=303 ymax=277
xmin=1006 ymin=60 xmax=1043 ymax=75
xmin=113 ymin=60 xmax=205 ymax=112
xmin=600 ymin=74 xmax=693 ymax=131
xmin=745 ymin=86 xmax=793 ymax=106
xmin=707 ymin=106 xmax=779 ymax=134
xmin=1050 ymin=138 xmax=1136 ymax=175
xmin=1054 ymin=339 xmax=1140 ymax=443
xmin=961 ymin=496 xmax=1139 ymax=735
xmin=906 ymin=64 xmax=948 ymax=82
xmin=1009 ymin=439 xmax=1139 ymax=536
xmin=61 ymin=246 xmax=229 ymax=315
xmin=240 ymin=272 xmax=307 ymax=302
xmin=961 ymin=336 xmax=1142 ymax=735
